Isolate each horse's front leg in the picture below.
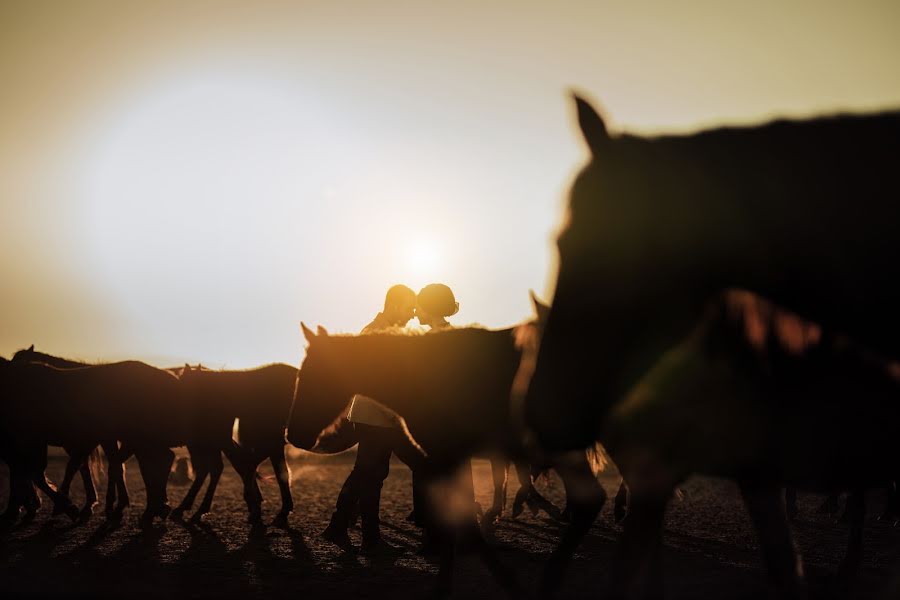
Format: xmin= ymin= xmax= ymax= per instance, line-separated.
xmin=33 ymin=472 xmax=79 ymax=522
xmin=538 ymin=452 xmax=606 ymax=599
xmin=172 ymin=449 xmax=209 ymax=521
xmin=484 ymin=458 xmax=508 ymax=526
xmin=269 ymin=447 xmax=294 ymax=527
xmin=512 ymin=460 xmax=534 ymax=518
xmin=240 ymin=450 xmax=265 ymax=525
xmin=79 ymin=449 xmax=100 ymax=518
xmin=56 ymin=447 xmax=82 ymax=513
xmin=192 ymin=452 xmax=224 ymax=522
xmin=739 ymin=480 xmax=806 ymax=600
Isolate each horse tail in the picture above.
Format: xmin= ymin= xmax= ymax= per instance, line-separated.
xmin=585 ymin=441 xmax=609 ymax=478
xmin=89 ymin=446 xmax=104 ymax=481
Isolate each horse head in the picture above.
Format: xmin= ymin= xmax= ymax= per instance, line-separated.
xmin=286 ymin=323 xmax=353 ymax=450
xmin=11 ymin=344 xmax=36 ymax=363
xmin=525 ymin=95 xmax=706 ymax=451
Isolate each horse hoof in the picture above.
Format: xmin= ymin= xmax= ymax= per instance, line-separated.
xmin=188 ymin=512 xmax=205 ymax=525
xmin=65 ymin=505 xmax=81 ymax=523
xmin=170 ymin=508 xmax=186 ymax=521
xmin=157 ymin=504 xmax=172 ymax=520
xmin=272 ymin=513 xmax=290 ymax=528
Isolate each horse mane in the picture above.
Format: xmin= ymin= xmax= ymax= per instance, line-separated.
xmin=713 ymin=290 xmax=899 ymax=380
xmin=12 ymin=347 xmax=104 ymax=367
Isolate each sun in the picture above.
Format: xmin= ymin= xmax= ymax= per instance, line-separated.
xmin=406 ymin=237 xmax=443 ymax=280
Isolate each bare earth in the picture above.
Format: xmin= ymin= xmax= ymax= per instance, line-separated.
xmin=2 ymin=452 xmax=899 ymax=599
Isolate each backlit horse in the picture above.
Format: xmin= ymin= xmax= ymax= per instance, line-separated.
xmin=524 ymin=95 xmax=900 ymax=597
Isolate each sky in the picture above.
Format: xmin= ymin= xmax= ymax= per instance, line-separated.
xmin=2 ymin=0 xmax=899 ymax=368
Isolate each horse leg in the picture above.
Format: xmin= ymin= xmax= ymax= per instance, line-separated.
xmin=102 ymin=441 xmax=127 ymax=518
xmin=838 ymin=488 xmax=866 ymax=580
xmin=55 ymin=448 xmax=82 ymax=515
xmin=613 ymin=479 xmax=629 ymax=523
xmin=136 ymin=447 xmax=174 ymax=525
xmin=173 ymin=448 xmax=209 ymax=520
xmin=79 ymin=450 xmax=100 ymax=518
xmin=539 ymin=453 xmax=606 ymax=599
xmin=784 ymin=487 xmax=798 ymax=522
xmin=817 ymin=491 xmax=840 ymax=518
xmin=512 ymin=460 xmax=534 ymax=518
xmin=33 ymin=472 xmax=79 ymax=522
xmin=739 ymin=481 xmax=806 ymax=599
xmin=1 ymin=467 xmax=26 ymax=526
xmin=192 ymin=452 xmax=224 ymax=522
xmin=484 ymin=458 xmax=508 ymax=525
xmin=242 ymin=452 xmax=264 ymax=525
xmin=269 ymin=448 xmax=293 ymax=527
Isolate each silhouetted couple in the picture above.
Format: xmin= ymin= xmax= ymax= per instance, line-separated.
xmin=322 ymin=283 xmax=460 ymax=554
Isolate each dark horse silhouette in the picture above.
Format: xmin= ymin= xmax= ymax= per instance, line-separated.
xmin=0 ymin=358 xmax=189 ymax=525
xmin=523 ymin=95 xmax=900 ymax=597
xmin=178 ymin=363 xmax=297 ymax=526
xmin=287 ymin=307 xmax=608 ymax=597
xmin=9 ymin=346 xmax=130 ymax=520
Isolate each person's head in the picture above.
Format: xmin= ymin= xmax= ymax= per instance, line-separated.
xmin=416 ymin=283 xmax=459 ymax=328
xmin=383 ymin=284 xmax=417 ymax=326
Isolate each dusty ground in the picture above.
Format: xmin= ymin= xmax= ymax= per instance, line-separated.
xmin=2 ymin=452 xmax=900 ymax=599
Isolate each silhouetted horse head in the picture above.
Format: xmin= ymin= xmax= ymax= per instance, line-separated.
xmin=525 ymin=96 xmax=733 ymax=450
xmin=11 ymin=344 xmax=36 ymax=363
xmin=525 ymin=94 xmax=900 ymax=452
xmin=286 ymin=323 xmax=349 ymax=450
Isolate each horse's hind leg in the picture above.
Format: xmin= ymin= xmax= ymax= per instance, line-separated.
xmin=269 ymin=448 xmax=293 ymax=527
xmin=539 ymin=453 xmax=606 ymax=599
xmin=193 ymin=452 xmax=224 ymax=522
xmin=739 ymin=481 xmax=805 ymax=599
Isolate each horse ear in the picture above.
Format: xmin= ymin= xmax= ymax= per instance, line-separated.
xmin=301 ymin=322 xmax=317 ymax=343
xmin=183 ymin=363 xmax=191 ymax=372
xmin=27 ymin=344 xmax=34 ymax=352
xmin=317 ymin=325 xmax=329 ymax=337
xmin=573 ymin=93 xmax=609 ymax=156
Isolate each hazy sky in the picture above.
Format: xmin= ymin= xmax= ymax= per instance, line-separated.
xmin=2 ymin=0 xmax=899 ymax=367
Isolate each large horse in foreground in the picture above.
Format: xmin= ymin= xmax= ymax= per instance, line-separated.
xmin=287 ymin=313 xmax=607 ymax=597
xmin=523 ymin=96 xmax=900 ymax=597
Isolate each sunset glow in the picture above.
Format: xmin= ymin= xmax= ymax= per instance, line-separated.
xmin=2 ymin=0 xmax=899 ymax=367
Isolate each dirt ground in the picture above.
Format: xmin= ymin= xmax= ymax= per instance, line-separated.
xmin=2 ymin=452 xmax=900 ymax=599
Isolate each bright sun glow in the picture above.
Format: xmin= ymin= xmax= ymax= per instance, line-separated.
xmin=406 ymin=237 xmax=443 ymax=279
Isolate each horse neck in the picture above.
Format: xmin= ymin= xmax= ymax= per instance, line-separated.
xmin=327 ymin=335 xmax=419 ymax=414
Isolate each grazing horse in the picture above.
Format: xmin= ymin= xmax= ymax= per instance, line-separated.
xmin=287 ymin=311 xmax=607 ymax=597
xmin=0 ymin=359 xmax=189 ymax=524
xmin=523 ymin=95 xmax=900 ymax=597
xmin=10 ymin=346 xmax=128 ymax=519
xmin=178 ymin=363 xmax=297 ymax=526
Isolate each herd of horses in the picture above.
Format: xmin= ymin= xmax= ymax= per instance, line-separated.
xmin=3 ymin=94 xmax=900 ymax=599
